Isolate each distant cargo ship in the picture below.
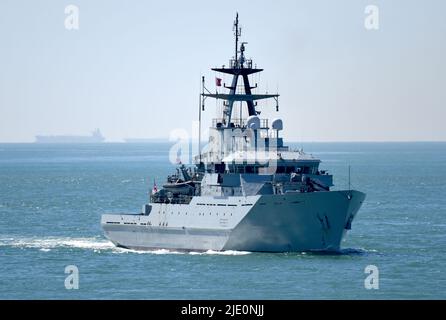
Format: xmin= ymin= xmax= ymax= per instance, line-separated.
xmin=35 ymin=129 xmax=105 ymax=143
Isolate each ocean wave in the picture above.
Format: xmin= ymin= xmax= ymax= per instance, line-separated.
xmin=0 ymin=236 xmax=251 ymax=256
xmin=189 ymin=250 xmax=251 ymax=256
xmin=282 ymin=247 xmax=379 ymax=256
xmin=1 ymin=236 xmax=371 ymax=256
xmin=338 ymin=247 xmax=379 ymax=255
xmin=108 ymin=248 xmax=251 ymax=255
xmin=112 ymin=248 xmax=185 ymax=255
xmin=0 ymin=236 xmax=115 ymax=251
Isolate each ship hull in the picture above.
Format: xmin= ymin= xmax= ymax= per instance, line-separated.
xmin=101 ymin=190 xmax=365 ymax=253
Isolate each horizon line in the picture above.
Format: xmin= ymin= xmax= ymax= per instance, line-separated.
xmin=0 ymin=140 xmax=446 ymax=144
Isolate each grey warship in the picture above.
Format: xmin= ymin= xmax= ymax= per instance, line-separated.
xmin=101 ymin=14 xmax=366 ymax=252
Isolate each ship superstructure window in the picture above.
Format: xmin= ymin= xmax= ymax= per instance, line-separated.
xmin=295 ymin=166 xmax=318 ymax=174
xmin=275 ymin=166 xmax=297 ymax=174
xmin=227 ymin=164 xmax=261 ymax=174
xmin=245 ymin=165 xmax=257 ymax=174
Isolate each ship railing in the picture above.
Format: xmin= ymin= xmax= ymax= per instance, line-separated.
xmin=212 ymin=118 xmax=268 ymax=129
xmin=151 ymin=194 xmax=193 ymax=205
xmin=229 ymin=59 xmax=253 ymax=69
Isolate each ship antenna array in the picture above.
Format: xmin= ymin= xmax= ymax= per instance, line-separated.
xmin=233 ymin=12 xmax=241 ymax=65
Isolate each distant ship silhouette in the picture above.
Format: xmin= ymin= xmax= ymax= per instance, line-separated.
xmin=35 ymin=129 xmax=105 ymax=143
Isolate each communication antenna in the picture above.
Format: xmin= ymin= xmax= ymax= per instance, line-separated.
xmin=233 ymin=12 xmax=241 ymax=64
xmin=198 ymin=76 xmax=205 ymax=164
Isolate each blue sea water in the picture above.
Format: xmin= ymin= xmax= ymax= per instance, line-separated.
xmin=0 ymin=142 xmax=445 ymax=299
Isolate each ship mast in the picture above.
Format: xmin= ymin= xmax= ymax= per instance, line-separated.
xmin=201 ymin=13 xmax=279 ymax=128
xmin=234 ymin=13 xmax=240 ymax=66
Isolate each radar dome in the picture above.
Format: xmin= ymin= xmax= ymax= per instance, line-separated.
xmin=272 ymin=118 xmax=283 ymax=131
xmin=246 ymin=116 xmax=260 ymax=130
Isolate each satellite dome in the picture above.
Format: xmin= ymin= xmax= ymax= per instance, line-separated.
xmin=246 ymin=115 xmax=260 ymax=130
xmin=272 ymin=118 xmax=283 ymax=131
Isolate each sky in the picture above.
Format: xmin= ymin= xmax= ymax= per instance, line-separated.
xmin=0 ymin=0 xmax=445 ymax=142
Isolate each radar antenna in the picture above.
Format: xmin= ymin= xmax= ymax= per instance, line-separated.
xmin=201 ymin=13 xmax=279 ymax=128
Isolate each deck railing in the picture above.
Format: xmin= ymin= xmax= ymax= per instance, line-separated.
xmin=212 ymin=118 xmax=268 ymax=129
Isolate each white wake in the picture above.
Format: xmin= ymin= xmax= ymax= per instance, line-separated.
xmin=0 ymin=236 xmax=115 ymax=251
xmin=0 ymin=236 xmax=251 ymax=255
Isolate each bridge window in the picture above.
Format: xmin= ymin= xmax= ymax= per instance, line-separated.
xmin=286 ymin=166 xmax=294 ymax=174
xmin=296 ymin=166 xmax=317 ymax=174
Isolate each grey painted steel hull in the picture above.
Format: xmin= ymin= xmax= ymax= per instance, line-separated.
xmin=101 ymin=190 xmax=365 ymax=252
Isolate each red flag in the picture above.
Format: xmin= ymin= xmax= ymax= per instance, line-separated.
xmin=215 ymin=77 xmax=222 ymax=87
xmin=152 ymin=180 xmax=158 ymax=194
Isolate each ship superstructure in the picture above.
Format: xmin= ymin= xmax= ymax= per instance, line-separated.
xmin=101 ymin=14 xmax=365 ymax=252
